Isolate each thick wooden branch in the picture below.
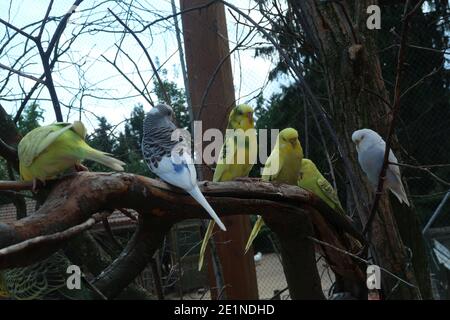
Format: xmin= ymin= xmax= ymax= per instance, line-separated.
xmin=0 ymin=172 xmax=365 ymax=299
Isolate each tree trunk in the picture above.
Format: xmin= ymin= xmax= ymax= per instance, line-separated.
xmin=293 ymin=0 xmax=431 ymax=299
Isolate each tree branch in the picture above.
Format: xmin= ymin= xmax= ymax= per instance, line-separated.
xmin=0 ymin=172 xmax=365 ymax=299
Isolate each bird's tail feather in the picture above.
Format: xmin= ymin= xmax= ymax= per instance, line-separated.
xmin=388 ymin=180 xmax=410 ymax=207
xmin=188 ymin=187 xmax=226 ymax=231
xmin=198 ymin=220 xmax=215 ymax=271
xmin=245 ymin=216 xmax=264 ymax=255
xmin=85 ymin=148 xmax=126 ymax=171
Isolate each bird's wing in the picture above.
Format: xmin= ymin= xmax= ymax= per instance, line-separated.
xmin=150 ymin=152 xmax=196 ymax=191
xmin=214 ymin=132 xmax=255 ymax=182
xmin=19 ymin=123 xmax=73 ymax=167
xmin=386 ymin=149 xmax=410 ymax=206
xmin=213 ymin=134 xmax=234 ymax=182
xmin=317 ymin=176 xmax=345 ymax=214
xmin=358 ymin=143 xmax=384 ymax=185
xmin=387 ymin=149 xmax=402 ymax=178
xmin=262 ymin=147 xmax=282 ymax=181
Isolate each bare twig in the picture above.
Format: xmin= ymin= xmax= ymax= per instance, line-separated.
xmin=307 ymin=236 xmax=417 ymax=289
xmin=0 ymin=63 xmax=45 ymax=84
xmin=0 ymin=211 xmax=110 ymax=258
xmin=108 ymin=8 xmax=171 ymax=105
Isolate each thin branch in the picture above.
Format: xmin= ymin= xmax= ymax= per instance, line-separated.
xmin=46 ymin=0 xmax=84 ymax=56
xmin=0 ymin=63 xmax=45 ymax=84
xmin=0 ymin=138 xmax=19 ymax=170
xmin=307 ymin=236 xmax=417 ymax=289
xmin=390 ymin=162 xmax=450 ymax=187
xmin=108 ymin=8 xmax=171 ymax=105
xmin=0 ymin=17 xmax=36 ymax=41
xmin=0 ymin=211 xmax=110 ymax=258
xmin=37 ymin=0 xmax=54 ymax=40
xmin=101 ymin=54 xmax=153 ymax=106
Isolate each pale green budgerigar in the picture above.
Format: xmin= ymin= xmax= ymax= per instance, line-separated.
xmin=298 ymin=159 xmax=345 ymax=215
xmin=18 ymin=121 xmax=125 ymax=183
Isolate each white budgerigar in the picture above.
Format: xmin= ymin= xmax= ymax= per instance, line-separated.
xmin=351 ymin=128 xmax=410 ymax=206
xmin=142 ymin=104 xmax=226 ymax=231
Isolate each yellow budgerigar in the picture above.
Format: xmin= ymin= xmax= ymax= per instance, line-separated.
xmin=298 ymin=159 xmax=345 ymax=215
xmin=198 ymin=104 xmax=256 ymax=271
xmin=245 ymin=128 xmax=303 ymax=253
xmin=18 ymin=121 xmax=125 ymax=185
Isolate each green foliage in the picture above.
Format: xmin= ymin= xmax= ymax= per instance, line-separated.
xmin=16 ymin=103 xmax=44 ymax=136
xmin=114 ymin=104 xmax=148 ymax=176
xmin=85 ymin=116 xmax=116 ymax=172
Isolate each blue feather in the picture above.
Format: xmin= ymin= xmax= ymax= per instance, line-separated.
xmin=172 ymin=161 xmax=187 ymax=173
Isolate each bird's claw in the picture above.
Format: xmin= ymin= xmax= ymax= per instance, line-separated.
xmin=74 ymin=163 xmax=90 ymax=172
xmin=32 ymin=179 xmax=45 ymax=192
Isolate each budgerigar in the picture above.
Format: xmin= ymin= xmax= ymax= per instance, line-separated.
xmin=298 ymin=159 xmax=345 ymax=215
xmin=18 ymin=121 xmax=125 ymax=185
xmin=298 ymin=159 xmax=361 ymax=246
xmin=245 ymin=128 xmax=303 ymax=253
xmin=0 ymin=252 xmax=91 ymax=300
xmin=141 ymin=104 xmax=226 ymax=231
xmin=352 ymin=128 xmax=410 ymax=206
xmin=198 ymin=104 xmax=256 ymax=271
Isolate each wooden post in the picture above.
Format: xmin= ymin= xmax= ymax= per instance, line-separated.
xmin=180 ymin=0 xmax=259 ymax=299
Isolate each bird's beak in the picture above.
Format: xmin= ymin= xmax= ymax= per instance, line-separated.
xmin=289 ymin=138 xmax=298 ymax=147
xmin=354 ymin=139 xmax=361 ymax=150
xmin=247 ymin=112 xmax=253 ymax=125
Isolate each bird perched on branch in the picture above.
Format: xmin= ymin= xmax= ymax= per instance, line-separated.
xmin=142 ymin=103 xmax=226 ymax=231
xmin=0 ymin=252 xmax=91 ymax=300
xmin=198 ymin=104 xmax=256 ymax=271
xmin=352 ymin=128 xmax=410 ymax=206
xmin=245 ymin=128 xmax=303 ymax=253
xmin=18 ymin=121 xmax=125 ymax=187
xmin=298 ymin=158 xmax=362 ymax=249
xmin=298 ymin=159 xmax=345 ymax=215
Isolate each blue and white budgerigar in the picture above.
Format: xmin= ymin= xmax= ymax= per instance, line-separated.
xmin=352 ymin=128 xmax=410 ymax=206
xmin=142 ymin=104 xmax=226 ymax=231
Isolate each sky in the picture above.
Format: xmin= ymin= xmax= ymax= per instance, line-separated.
xmin=0 ymin=0 xmax=290 ymax=133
